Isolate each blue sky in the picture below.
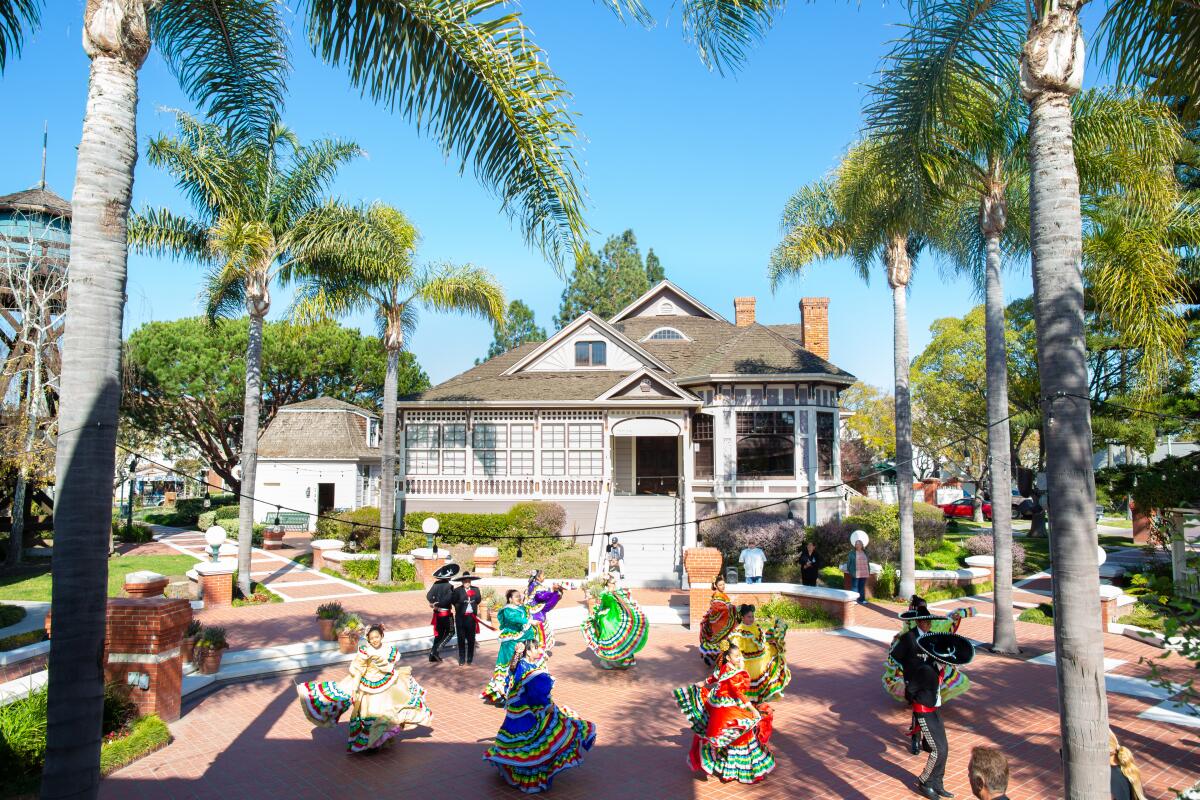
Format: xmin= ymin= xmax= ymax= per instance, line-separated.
xmin=0 ymin=1 xmax=1060 ymax=390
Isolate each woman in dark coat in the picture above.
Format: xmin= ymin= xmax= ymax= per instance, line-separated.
xmin=798 ymin=541 xmax=821 ymax=586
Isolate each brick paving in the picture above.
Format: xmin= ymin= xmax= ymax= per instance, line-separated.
xmin=102 ymin=608 xmax=1198 ymax=800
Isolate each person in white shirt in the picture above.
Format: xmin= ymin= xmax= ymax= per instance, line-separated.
xmin=738 ymin=546 xmax=766 ymax=584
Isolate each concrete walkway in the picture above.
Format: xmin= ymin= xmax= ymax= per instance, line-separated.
xmin=149 ymin=525 xmax=373 ymax=603
xmin=0 ymin=600 xmax=49 ymax=639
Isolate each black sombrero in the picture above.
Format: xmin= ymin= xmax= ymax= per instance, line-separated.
xmin=453 ymin=571 xmax=479 ymax=582
xmin=899 ymin=606 xmax=947 ymax=622
xmin=916 ymin=632 xmax=975 ymax=666
xmin=432 ymin=563 xmax=460 ymax=580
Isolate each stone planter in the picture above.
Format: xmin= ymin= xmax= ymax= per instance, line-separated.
xmin=318 ymin=618 xmax=337 ymax=641
xmin=123 ymin=570 xmax=169 ymax=599
xmin=262 ymin=527 xmax=286 ymax=551
xmin=473 ymin=546 xmax=500 ymax=576
xmin=197 ymin=647 xmax=225 ymax=675
xmin=337 ymin=630 xmax=361 ymax=654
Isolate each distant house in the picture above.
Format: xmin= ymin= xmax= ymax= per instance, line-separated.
xmin=395 ymin=281 xmax=856 ymax=585
xmin=253 ymin=397 xmax=382 ymax=526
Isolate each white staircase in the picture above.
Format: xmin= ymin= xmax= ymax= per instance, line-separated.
xmin=600 ymin=495 xmax=682 ymax=588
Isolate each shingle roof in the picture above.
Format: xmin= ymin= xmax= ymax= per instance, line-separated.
xmin=259 ymin=398 xmax=378 ymax=459
xmin=0 ymin=186 xmax=71 ymax=217
xmin=402 ymin=306 xmax=854 ymax=405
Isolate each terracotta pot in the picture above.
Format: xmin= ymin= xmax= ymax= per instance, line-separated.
xmin=197 ymin=647 xmax=225 ymax=675
xmin=318 ymin=618 xmax=337 ymax=641
xmin=337 ymin=631 xmax=360 ymax=654
xmin=180 ymin=636 xmax=196 ymax=663
xmin=262 ymin=528 xmax=286 ymax=551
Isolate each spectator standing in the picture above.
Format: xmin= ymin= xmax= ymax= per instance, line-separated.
xmin=844 ymin=530 xmax=871 ymax=604
xmin=968 ymin=747 xmax=1011 ymax=799
xmin=1108 ymin=730 xmax=1147 ymax=800
xmin=738 ymin=545 xmax=766 ymax=584
xmin=798 ymin=541 xmax=822 ymax=586
xmin=606 ymin=536 xmax=625 ymax=578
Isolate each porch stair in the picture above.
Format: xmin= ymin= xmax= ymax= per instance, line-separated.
xmin=602 ymin=495 xmax=681 ymax=588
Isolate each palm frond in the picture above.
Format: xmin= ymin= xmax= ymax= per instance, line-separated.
xmin=303 ymin=0 xmax=586 ymax=265
xmin=680 ymin=0 xmax=785 ymax=75
xmin=594 ymin=0 xmax=654 ymax=26
xmin=0 ymin=0 xmax=39 ymax=71
xmin=128 ymin=207 xmax=214 ymax=264
xmin=769 ymin=179 xmax=857 ymax=289
xmin=201 ymin=265 xmax=248 ymax=323
xmin=148 ymin=0 xmax=290 ymax=142
xmin=146 ymin=112 xmax=249 ymax=221
xmin=272 ymin=138 xmax=365 ymax=227
xmin=414 ymin=263 xmax=506 ymax=324
xmin=1098 ymin=0 xmax=1200 ymax=121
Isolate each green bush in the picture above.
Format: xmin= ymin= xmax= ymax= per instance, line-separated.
xmin=759 ymin=596 xmax=839 ymax=628
xmin=111 ymin=519 xmax=154 ymax=544
xmin=497 ymin=543 xmax=587 ymax=579
xmin=876 ymin=562 xmax=898 ymax=599
xmin=197 ymin=510 xmax=218 ymax=530
xmin=0 ymin=604 xmax=26 ymax=629
xmin=103 ymin=682 xmax=138 ymax=737
xmin=1018 ymin=603 xmax=1055 ymax=625
xmin=100 ymin=714 xmax=171 ymax=776
xmin=1117 ymin=602 xmax=1166 ymax=632
xmin=403 ymin=501 xmax=568 ymax=548
xmin=0 ymin=630 xmax=47 ymax=652
xmin=0 ymin=685 xmax=47 ymax=776
xmin=341 ymin=557 xmax=417 ymax=585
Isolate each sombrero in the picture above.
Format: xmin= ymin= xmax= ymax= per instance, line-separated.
xmin=849 ymin=529 xmax=870 ymax=547
xmin=899 ymin=606 xmax=946 ymax=622
xmin=916 ymin=632 xmax=975 ymax=666
xmin=453 ymin=571 xmax=479 ymax=582
xmin=432 ymin=563 xmax=460 ymax=580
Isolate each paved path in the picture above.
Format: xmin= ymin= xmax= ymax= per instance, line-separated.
xmin=101 ymin=619 xmax=1198 ymax=800
xmin=150 ymin=525 xmax=372 ymax=603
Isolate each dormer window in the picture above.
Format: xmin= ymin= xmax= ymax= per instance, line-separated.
xmin=367 ymin=419 xmax=380 ymax=448
xmin=643 ymin=327 xmax=688 ymax=342
xmin=574 ymin=340 xmax=607 ymax=367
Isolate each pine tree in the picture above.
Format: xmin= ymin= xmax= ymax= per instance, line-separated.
xmin=646 ymin=247 xmax=665 ymax=283
xmin=478 ymin=299 xmax=547 ymax=363
xmin=553 ymin=229 xmax=664 ymax=327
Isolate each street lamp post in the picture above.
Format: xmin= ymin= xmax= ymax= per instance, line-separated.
xmin=126 ymin=457 xmax=138 ymax=543
xmin=422 ymin=516 xmax=440 ymax=555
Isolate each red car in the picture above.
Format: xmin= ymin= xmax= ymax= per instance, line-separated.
xmin=939 ymin=497 xmax=993 ymax=521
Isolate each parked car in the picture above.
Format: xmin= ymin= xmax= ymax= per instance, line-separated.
xmin=939 ymin=497 xmax=993 ymax=521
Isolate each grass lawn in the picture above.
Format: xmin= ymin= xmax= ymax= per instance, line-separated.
xmin=1100 ymin=517 xmax=1133 ymax=529
xmin=0 ymin=555 xmax=199 ymax=602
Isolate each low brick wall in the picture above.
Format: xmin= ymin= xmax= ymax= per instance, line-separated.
xmin=725 ymin=582 xmax=858 ymax=627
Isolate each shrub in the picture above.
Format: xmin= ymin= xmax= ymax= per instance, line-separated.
xmin=100 ymin=714 xmax=171 ymax=776
xmin=316 ymin=601 xmax=344 ymax=620
xmin=0 ymin=630 xmax=45 ymax=652
xmin=316 ymin=506 xmax=391 ymax=551
xmin=0 ymin=604 xmax=26 ymax=629
xmin=963 ymin=535 xmax=1026 ymax=573
xmin=497 ymin=544 xmax=587 ymax=579
xmin=876 ymin=562 xmax=898 ymax=599
xmin=197 ymin=510 xmax=218 ymax=531
xmin=103 ymin=681 xmax=138 ymax=737
xmin=111 ymin=519 xmax=154 ymax=544
xmin=508 ymin=501 xmax=567 ymax=536
xmin=341 ymin=557 xmax=417 ymax=585
xmin=812 ymin=499 xmax=946 ymax=570
xmin=758 ymin=596 xmax=839 ymax=628
xmin=1018 ymin=603 xmax=1054 ymax=625
xmin=185 ymin=619 xmax=202 ymax=638
xmin=0 ymin=685 xmax=47 ymax=775
xmin=699 ymin=511 xmax=803 ymax=565
xmin=336 ymin=612 xmax=364 ymax=634
xmin=195 ymin=625 xmax=228 ymax=650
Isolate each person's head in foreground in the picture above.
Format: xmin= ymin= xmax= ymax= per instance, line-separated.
xmin=967 ymin=747 xmax=1009 ymax=799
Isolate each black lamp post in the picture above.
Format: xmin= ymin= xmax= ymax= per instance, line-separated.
xmin=126 ymin=456 xmax=138 ymax=542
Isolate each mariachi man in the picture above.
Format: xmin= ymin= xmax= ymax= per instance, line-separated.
xmin=425 ymin=563 xmax=459 ymax=662
xmin=452 ymin=571 xmax=491 ymax=666
xmin=890 ymin=598 xmax=944 ymax=755
xmin=907 ymin=631 xmax=975 ymax=800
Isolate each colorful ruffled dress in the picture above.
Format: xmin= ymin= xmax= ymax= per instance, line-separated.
xmin=484 ymin=656 xmax=597 ymax=793
xmin=482 ymin=604 xmax=534 ymax=704
xmin=882 ymin=607 xmax=975 ymax=703
xmin=296 ymin=642 xmax=432 ymax=752
xmin=731 ymin=620 xmax=791 ymax=702
xmin=673 ymin=662 xmax=775 ymax=784
xmin=527 ymin=580 xmax=564 ymax=655
xmin=581 ymin=586 xmax=649 ymax=669
xmin=699 ymin=590 xmax=736 ymax=665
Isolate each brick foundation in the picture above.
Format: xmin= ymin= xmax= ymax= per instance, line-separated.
xmin=104 ymin=597 xmax=192 ymax=722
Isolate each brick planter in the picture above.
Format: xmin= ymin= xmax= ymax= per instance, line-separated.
xmin=683 ymin=547 xmax=724 ymax=629
xmin=473 ymin=546 xmax=499 ymax=576
xmin=310 ymin=539 xmax=344 ymax=570
xmin=262 ymin=527 xmax=286 ymax=551
xmin=1131 ymin=504 xmax=1153 ymax=545
xmin=195 ymin=561 xmax=235 ymax=607
xmin=123 ymin=570 xmax=169 ymax=599
xmin=410 ymin=547 xmax=449 ymax=589
xmin=104 ymin=597 xmax=192 ymax=722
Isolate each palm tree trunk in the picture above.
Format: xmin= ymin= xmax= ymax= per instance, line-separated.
xmin=8 ymin=369 xmax=39 ymax=570
xmin=1022 ymin=5 xmax=1109 ymax=796
xmin=982 ymin=197 xmax=1017 ymax=654
xmin=41 ymin=3 xmax=149 ymax=795
xmin=378 ymin=343 xmax=400 ymax=582
xmin=236 ymin=302 xmax=267 ymax=598
xmin=886 ymin=234 xmax=915 ymax=600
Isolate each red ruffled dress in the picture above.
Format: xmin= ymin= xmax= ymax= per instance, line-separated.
xmin=673 ymin=664 xmax=775 ymax=783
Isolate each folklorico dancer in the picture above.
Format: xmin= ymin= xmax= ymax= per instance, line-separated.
xmin=581 ymin=573 xmax=648 ymax=670
xmin=905 ymin=631 xmax=975 ymax=800
xmin=425 ymin=562 xmax=459 ymax=662
xmin=730 ymin=604 xmax=790 ymax=702
xmin=699 ymin=575 xmax=737 ymax=666
xmin=884 ymin=595 xmax=975 ymax=709
xmin=673 ymin=642 xmax=775 ymax=784
xmin=483 ymin=630 xmax=597 ymax=794
xmin=482 ymin=588 xmax=535 ymax=704
xmin=526 ymin=569 xmax=566 ymax=654
xmin=295 ymin=624 xmax=433 ymax=753
xmin=452 ymin=571 xmax=490 ymax=666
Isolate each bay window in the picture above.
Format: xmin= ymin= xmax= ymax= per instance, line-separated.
xmin=736 ymin=411 xmax=795 ymax=478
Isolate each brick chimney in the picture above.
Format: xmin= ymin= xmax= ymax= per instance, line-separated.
xmin=800 ymin=297 xmax=830 ymax=360
xmin=734 ymin=296 xmax=756 ymax=327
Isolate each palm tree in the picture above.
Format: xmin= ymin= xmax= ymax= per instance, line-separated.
xmin=130 ymin=113 xmax=382 ymax=597
xmin=770 ymin=140 xmax=930 ymax=601
xmin=294 ymin=205 xmax=504 ymax=583
xmin=865 ymin=0 xmax=1192 ymax=656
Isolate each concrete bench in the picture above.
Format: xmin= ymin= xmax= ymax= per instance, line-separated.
xmin=725 ymin=581 xmax=860 ymax=627
xmin=914 ymin=567 xmax=991 ymax=591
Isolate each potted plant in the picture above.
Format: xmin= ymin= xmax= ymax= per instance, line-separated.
xmin=480 ymin=588 xmax=498 ymax=623
xmin=181 ymin=618 xmax=202 ymax=663
xmin=195 ymin=626 xmax=228 ymax=675
xmin=316 ymin=601 xmax=344 ymax=641
xmin=335 ymin=612 xmax=364 ymax=654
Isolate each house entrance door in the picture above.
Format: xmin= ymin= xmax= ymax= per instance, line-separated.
xmin=635 ymin=436 xmax=679 ymax=495
xmin=317 ymin=483 xmax=335 ymax=514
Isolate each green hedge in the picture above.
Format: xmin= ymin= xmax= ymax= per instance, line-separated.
xmin=111 ymin=520 xmax=155 ymax=544
xmin=340 ymin=557 xmax=418 ymax=585
xmin=100 ymin=715 xmax=171 ymax=776
xmin=0 ymin=604 xmax=25 ymax=629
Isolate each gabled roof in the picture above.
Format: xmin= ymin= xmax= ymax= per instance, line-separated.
xmin=500 ymin=310 xmax=674 ymax=376
xmin=594 ymin=367 xmax=700 ymax=402
xmin=260 ymin=397 xmax=378 ymax=460
xmin=608 ymin=280 xmax=726 ymax=323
